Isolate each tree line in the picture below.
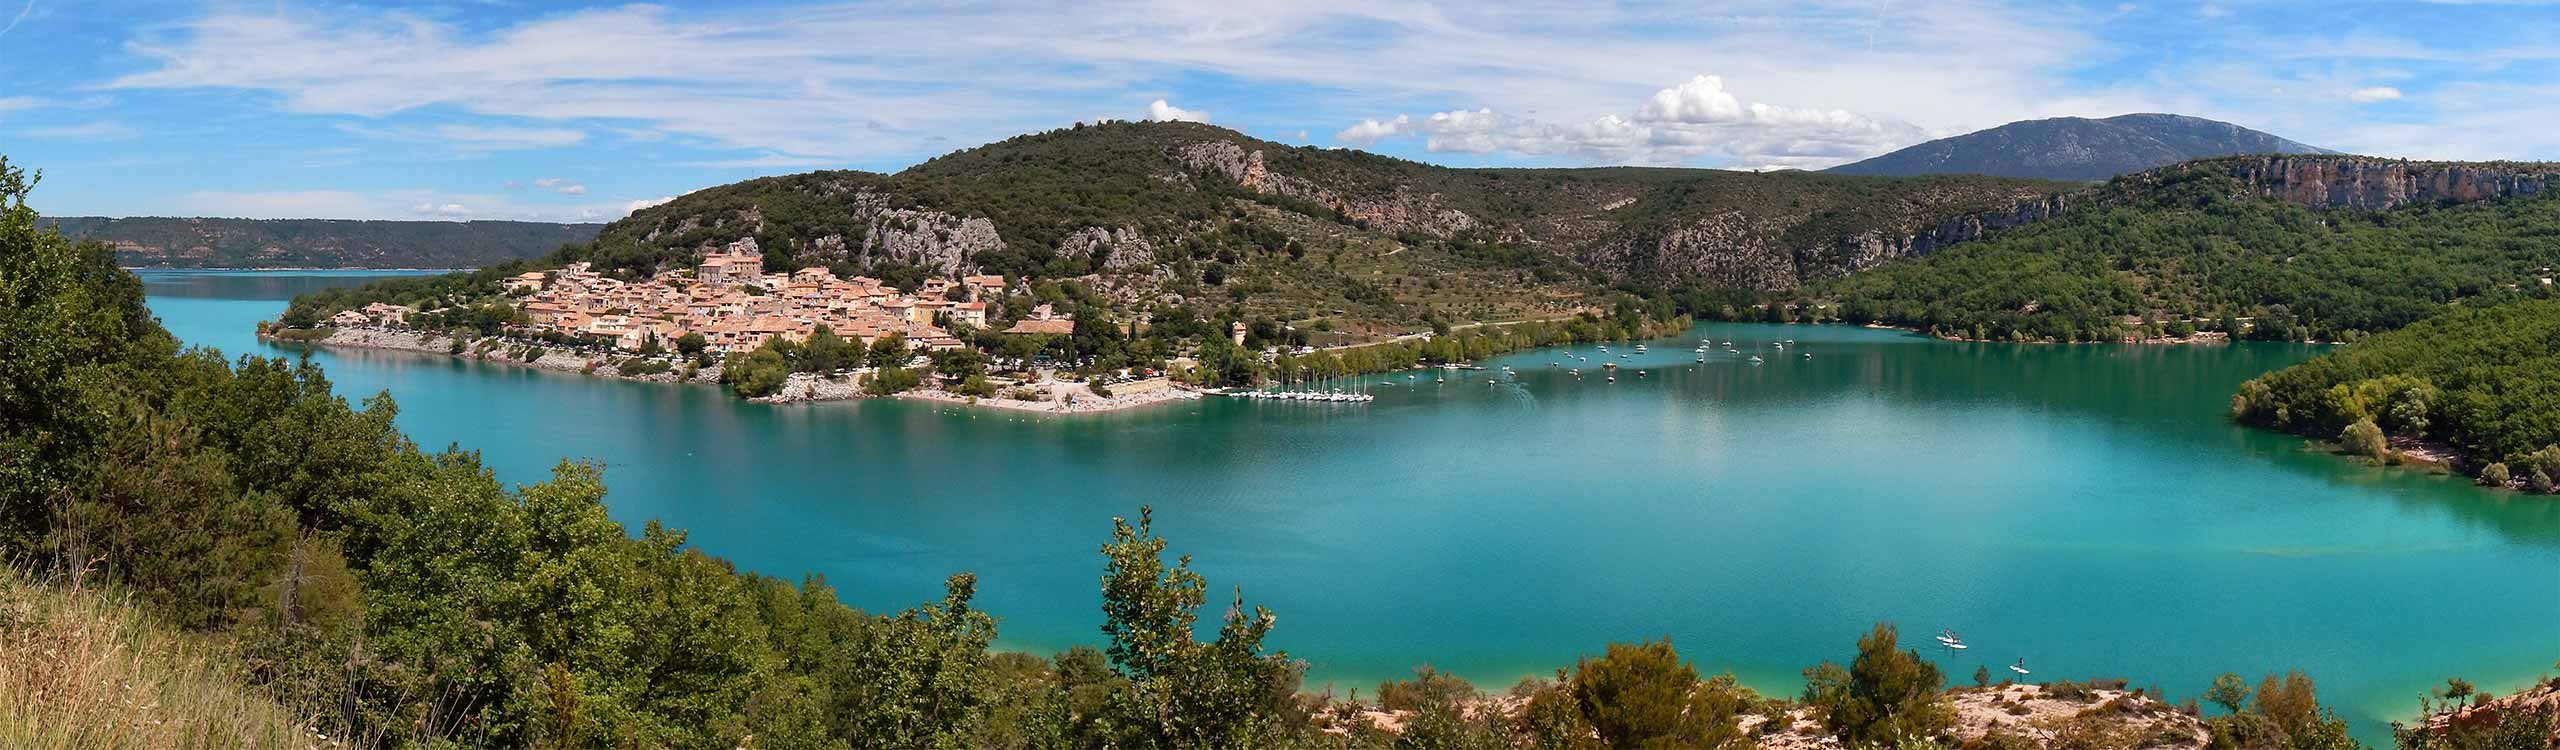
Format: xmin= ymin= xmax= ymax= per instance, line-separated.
xmin=1803 ymin=171 xmax=2560 ymax=343
xmin=2232 ymin=298 xmax=2560 ymax=491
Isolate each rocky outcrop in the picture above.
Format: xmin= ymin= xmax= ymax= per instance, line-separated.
xmin=2188 ymin=155 xmax=2558 ymax=211
xmin=1176 ymin=140 xmax=1477 ymax=238
xmin=1803 ymin=193 xmax=2077 ymax=279
xmin=1059 ymin=226 xmax=1158 ymax=270
xmin=847 ymin=191 xmax=1006 ymax=274
xmin=1580 ymin=211 xmax=1805 ymax=290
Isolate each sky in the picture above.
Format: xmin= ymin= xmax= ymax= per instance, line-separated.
xmin=1 ymin=0 xmax=2552 ymax=222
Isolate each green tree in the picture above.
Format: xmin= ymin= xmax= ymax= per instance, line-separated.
xmin=2207 ymin=673 xmax=2254 ymax=716
xmin=2478 ymin=463 xmax=2512 ymax=488
xmin=844 ymin=573 xmax=998 ymax=749
xmin=1809 ymin=623 xmax=1953 ymax=746
xmin=2342 ymin=417 xmax=2389 ymax=461
xmin=2435 ymin=678 xmax=2475 ymax=712
xmin=799 ymin=324 xmax=854 ymax=373
xmin=867 ymin=332 xmax=911 ymax=369
xmin=1097 ymin=507 xmax=1289 ymax=748
xmin=865 ymin=365 xmax=922 ymax=395
xmin=1571 ymin=638 xmax=1694 ymax=747
xmin=722 ymin=344 xmax=792 ymax=398
xmin=675 ymin=331 xmax=708 ymax=358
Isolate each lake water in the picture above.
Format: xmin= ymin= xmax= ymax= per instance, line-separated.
xmin=141 ymin=270 xmax=2560 ymax=745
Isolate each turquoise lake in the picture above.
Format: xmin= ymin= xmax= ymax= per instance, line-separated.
xmin=141 ymin=270 xmax=2559 ymax=745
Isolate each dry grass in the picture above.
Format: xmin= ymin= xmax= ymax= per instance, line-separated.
xmin=0 ymin=569 xmax=328 ymax=750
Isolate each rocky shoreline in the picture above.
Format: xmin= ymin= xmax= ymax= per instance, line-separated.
xmin=269 ymin=327 xmax=723 ymax=384
xmin=267 ymin=327 xmax=1202 ymax=415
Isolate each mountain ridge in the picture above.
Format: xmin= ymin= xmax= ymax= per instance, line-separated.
xmin=43 ymin=215 xmax=601 ymax=269
xmin=1826 ymin=113 xmax=2331 ymax=181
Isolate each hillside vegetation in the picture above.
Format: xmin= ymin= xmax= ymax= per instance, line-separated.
xmin=1 ymin=570 xmax=319 ymax=749
xmin=508 ymin=121 xmax=2059 ymax=336
xmin=1811 ymin=168 xmax=2560 ymax=343
xmin=44 ymin=216 xmax=598 ymax=269
xmin=2233 ymin=298 xmax=2560 ymax=487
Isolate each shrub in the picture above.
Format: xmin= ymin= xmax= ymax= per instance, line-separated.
xmin=864 ymin=366 xmax=922 ymax=396
xmin=2049 ymin=679 xmax=2093 ymax=702
xmin=1806 ymin=623 xmax=1953 ymax=746
xmin=2532 ymin=468 xmax=2557 ymax=495
xmin=2478 ymin=462 xmax=2512 ymax=487
xmin=618 ymin=359 xmax=672 ymax=376
xmin=1571 ymin=638 xmax=1753 ymax=749
xmin=2340 ymin=417 xmax=2387 ymax=461
xmin=2528 ymin=445 xmax=2560 ymax=485
xmin=1573 ymin=639 xmax=1697 ymax=746
xmin=1377 ymin=665 xmax=1473 ymax=713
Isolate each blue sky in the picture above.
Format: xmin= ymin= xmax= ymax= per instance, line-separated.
xmin=1 ymin=0 xmax=2552 ymax=221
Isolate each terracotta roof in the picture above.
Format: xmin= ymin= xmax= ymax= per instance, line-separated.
xmin=1004 ymin=319 xmax=1076 ymax=335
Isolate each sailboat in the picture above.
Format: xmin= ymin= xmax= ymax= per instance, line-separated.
xmin=2008 ymin=658 xmax=2031 ymax=676
xmin=1935 ymin=630 xmax=1968 ymax=650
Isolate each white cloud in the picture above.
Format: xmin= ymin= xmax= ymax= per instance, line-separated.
xmin=174 ymin=188 xmax=657 ymax=222
xmin=625 ymin=196 xmax=676 ymax=213
xmin=1340 ymin=74 xmax=1923 ymax=168
xmin=677 ymin=153 xmax=847 ymax=169
xmin=0 ymin=96 xmax=40 ymax=114
xmin=434 ymin=124 xmax=585 ymax=150
xmin=1334 ymin=114 xmax=1411 ymax=144
xmin=1145 ymin=99 xmax=1210 ymax=123
xmin=531 ymin=177 xmax=588 ymax=195
xmin=76 ymin=0 xmax=2560 ymax=174
xmin=2348 ymin=86 xmax=2403 ymax=103
xmin=16 ymin=121 xmax=139 ymax=140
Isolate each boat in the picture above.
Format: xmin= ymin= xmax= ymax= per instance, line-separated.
xmin=1606 ymin=375 xmax=1616 ymax=382
xmin=1748 ymin=355 xmax=1763 ymax=364
xmin=1803 ymin=352 xmax=1812 ymax=359
xmin=2009 ymin=659 xmax=2030 ymax=676
xmin=1602 ymin=362 xmax=1618 ymax=369
xmin=1696 ymin=355 xmax=1706 ymax=362
xmin=1935 ymin=630 xmax=1968 ymax=650
xmin=1634 ymin=344 xmax=1647 ymax=353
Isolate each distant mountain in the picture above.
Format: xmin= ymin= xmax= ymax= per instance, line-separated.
xmin=44 ymin=216 xmax=602 ymax=269
xmin=1826 ymin=113 xmax=2330 ymax=181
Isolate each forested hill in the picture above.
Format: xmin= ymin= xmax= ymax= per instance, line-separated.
xmin=2233 ymin=298 xmax=2560 ymax=485
xmin=1825 ymin=113 xmax=2329 ymax=181
xmin=44 ymin=216 xmax=601 ymax=269
xmin=576 ymin=121 xmax=2063 ymax=300
xmin=1802 ymin=157 xmax=2560 ymax=344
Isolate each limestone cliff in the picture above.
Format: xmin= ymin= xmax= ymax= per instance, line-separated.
xmin=2170 ymin=155 xmax=2558 ymax=211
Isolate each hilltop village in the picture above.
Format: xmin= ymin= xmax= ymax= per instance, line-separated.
xmin=326 ymin=238 xmax=1089 ymax=354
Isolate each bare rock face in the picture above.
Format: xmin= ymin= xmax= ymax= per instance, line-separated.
xmin=1177 ymin=140 xmax=1478 ymax=238
xmin=1582 ymin=211 xmax=1804 ymax=290
xmin=1059 ymin=226 xmax=1158 ymax=270
xmin=1803 ymin=193 xmax=2077 ymax=279
xmin=2193 ymin=155 xmax=2557 ymax=211
xmin=848 ymin=192 xmax=1007 ymax=274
